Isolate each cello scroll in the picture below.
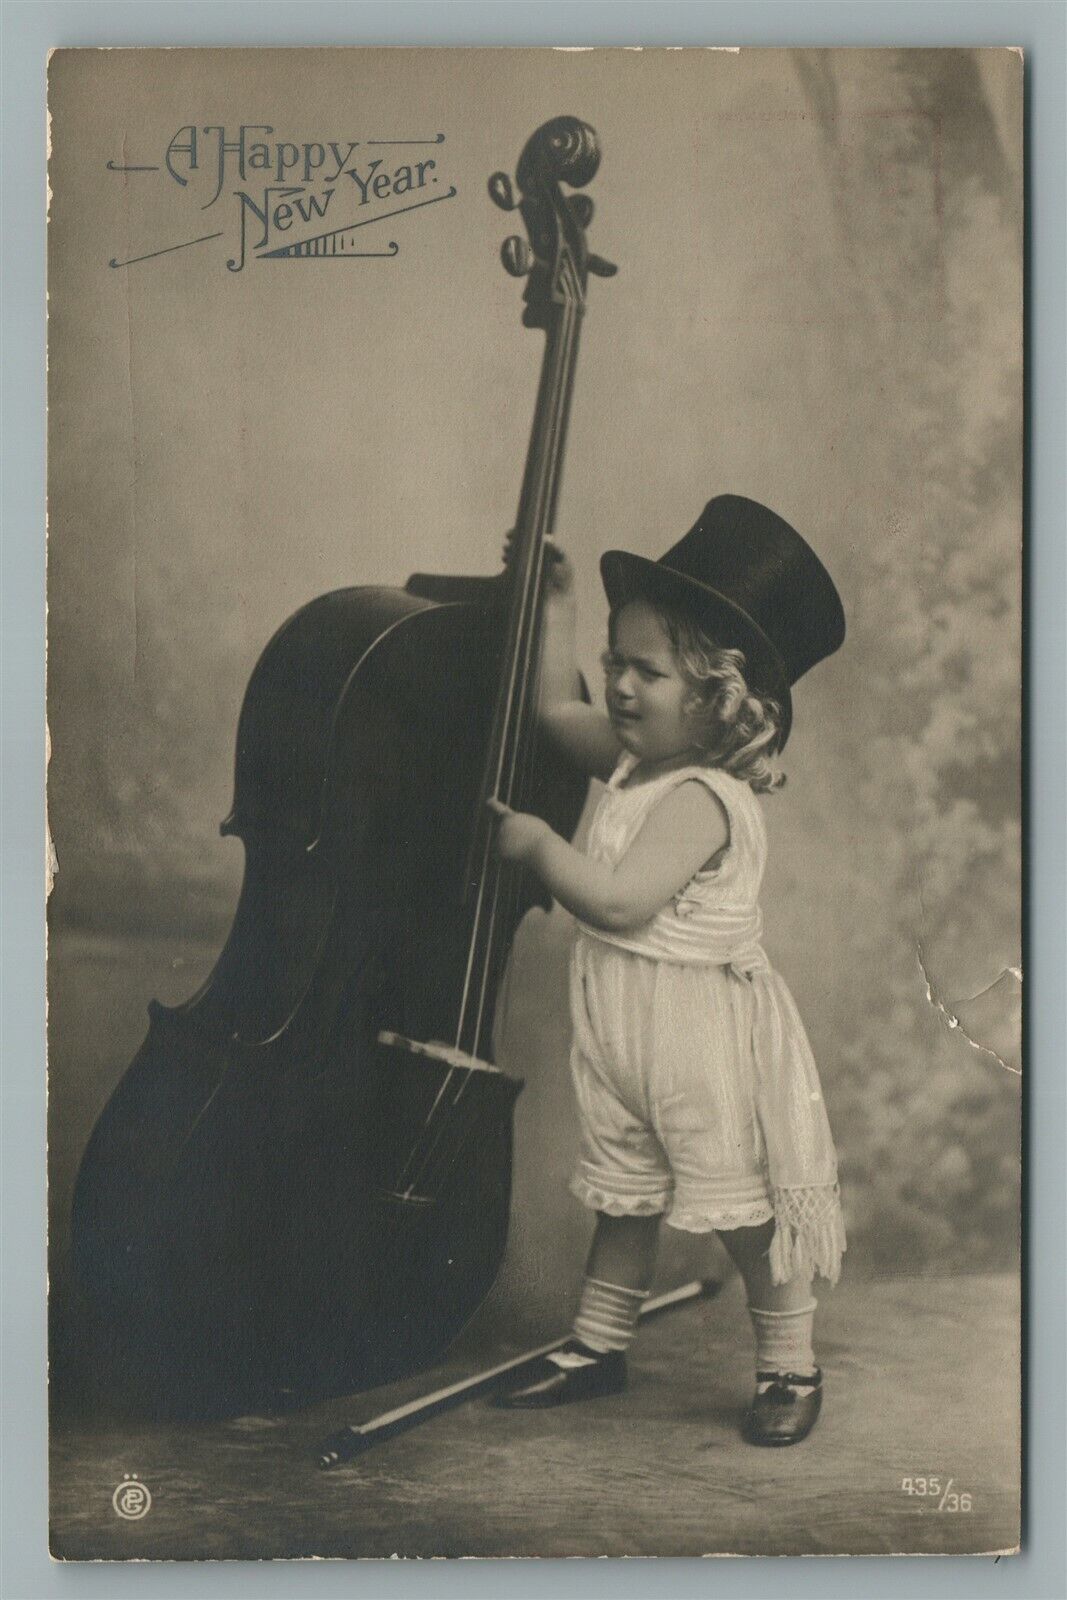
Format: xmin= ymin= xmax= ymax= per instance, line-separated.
xmin=490 ymin=116 xmax=616 ymax=330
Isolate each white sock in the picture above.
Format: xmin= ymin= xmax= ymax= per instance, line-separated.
xmin=748 ymin=1301 xmax=818 ymax=1389
xmin=548 ymin=1277 xmax=649 ymax=1368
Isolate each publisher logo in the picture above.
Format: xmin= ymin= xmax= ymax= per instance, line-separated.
xmin=112 ymin=1475 xmax=152 ymax=1520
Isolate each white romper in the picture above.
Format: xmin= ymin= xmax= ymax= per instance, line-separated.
xmin=569 ymin=753 xmax=845 ymax=1285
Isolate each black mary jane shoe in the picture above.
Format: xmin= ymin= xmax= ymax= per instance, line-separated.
xmin=491 ymin=1341 xmax=627 ymax=1410
xmin=743 ymin=1368 xmax=823 ymax=1446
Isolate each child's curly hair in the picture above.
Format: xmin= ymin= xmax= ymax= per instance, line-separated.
xmin=609 ymin=600 xmax=786 ymax=793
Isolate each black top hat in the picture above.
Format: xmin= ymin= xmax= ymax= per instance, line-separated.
xmin=600 ymin=495 xmax=846 ymax=749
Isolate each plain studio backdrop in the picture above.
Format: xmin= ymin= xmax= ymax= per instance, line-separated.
xmin=47 ymin=48 xmax=1021 ymax=1363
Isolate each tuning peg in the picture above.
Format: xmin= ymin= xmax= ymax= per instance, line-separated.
xmin=501 ymin=236 xmax=534 ymax=276
xmin=586 ymin=253 xmax=618 ymax=278
xmin=488 ymin=172 xmax=517 ymax=211
xmin=569 ymin=195 xmax=594 ymax=228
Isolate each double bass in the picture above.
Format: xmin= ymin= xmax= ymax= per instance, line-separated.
xmin=71 ymin=117 xmax=617 ymax=1417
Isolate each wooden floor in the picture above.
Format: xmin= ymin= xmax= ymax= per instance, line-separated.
xmin=50 ymin=1270 xmax=1019 ymax=1560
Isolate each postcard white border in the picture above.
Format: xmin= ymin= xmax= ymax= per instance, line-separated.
xmin=4 ymin=3 xmax=1063 ymax=1596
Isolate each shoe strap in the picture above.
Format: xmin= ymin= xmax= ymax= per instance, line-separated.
xmin=756 ymin=1368 xmax=822 ymax=1390
xmin=550 ymin=1337 xmax=619 ymax=1371
xmin=549 ymin=1347 xmax=599 ymax=1371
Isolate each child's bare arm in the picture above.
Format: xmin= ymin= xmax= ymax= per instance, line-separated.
xmin=541 ymin=701 xmax=621 ymax=783
xmin=488 ymin=781 xmax=728 ymax=931
xmin=523 ymin=536 xmax=620 ymax=782
xmin=535 ymin=540 xmax=581 ymax=709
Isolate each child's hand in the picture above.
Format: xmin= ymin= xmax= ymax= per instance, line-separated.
xmin=500 ymin=532 xmax=574 ymax=597
xmin=486 ymin=797 xmax=549 ymax=864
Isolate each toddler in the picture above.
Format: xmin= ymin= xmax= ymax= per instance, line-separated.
xmin=488 ymin=495 xmax=846 ymax=1446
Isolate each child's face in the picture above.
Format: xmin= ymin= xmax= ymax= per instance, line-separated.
xmin=604 ymin=601 xmax=700 ymax=764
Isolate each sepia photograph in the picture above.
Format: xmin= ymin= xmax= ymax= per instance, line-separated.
xmin=45 ymin=45 xmax=1022 ymax=1559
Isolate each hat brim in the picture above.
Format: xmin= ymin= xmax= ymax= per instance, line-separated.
xmin=600 ymin=550 xmax=793 ymax=750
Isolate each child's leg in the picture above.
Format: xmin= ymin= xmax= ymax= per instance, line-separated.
xmin=585 ymin=1212 xmax=661 ymax=1293
xmin=492 ymin=1212 xmax=660 ymax=1408
xmin=567 ymin=1212 xmax=660 ymax=1353
xmin=718 ymin=1219 xmax=813 ymax=1316
xmin=718 ymin=1220 xmax=822 ymax=1445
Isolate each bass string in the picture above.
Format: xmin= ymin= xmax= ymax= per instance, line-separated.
xmin=454 ymin=291 xmax=578 ymax=1057
xmin=467 ymin=403 xmax=569 ymax=1061
xmin=466 ymin=296 xmax=579 ymax=1063
xmin=390 ymin=629 xmax=545 ymax=1189
xmin=400 ymin=350 xmax=569 ymax=1193
xmin=392 ymin=1069 xmax=474 ymax=1202
xmin=398 ymin=296 xmax=580 ymax=1197
xmin=391 ymin=1065 xmax=469 ymax=1196
xmin=446 ymin=521 xmax=545 ymax=1059
xmin=393 ymin=297 xmax=574 ymax=1193
xmin=406 ymin=658 xmax=545 ymax=1199
xmin=395 ymin=1059 xmax=501 ymax=1211
xmin=473 ymin=636 xmax=547 ymax=1069
xmin=394 ymin=639 xmax=544 ymax=1199
xmin=447 ymin=410 xmax=554 ymax=1059
xmin=464 ymin=645 xmax=545 ymax=1081
xmin=463 ymin=284 xmax=582 ymax=1059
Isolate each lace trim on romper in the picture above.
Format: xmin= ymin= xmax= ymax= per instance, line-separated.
xmin=573 ymin=1181 xmax=776 ymax=1233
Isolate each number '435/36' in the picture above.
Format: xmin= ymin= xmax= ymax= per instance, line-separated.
xmin=900 ymin=1477 xmax=973 ymax=1511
